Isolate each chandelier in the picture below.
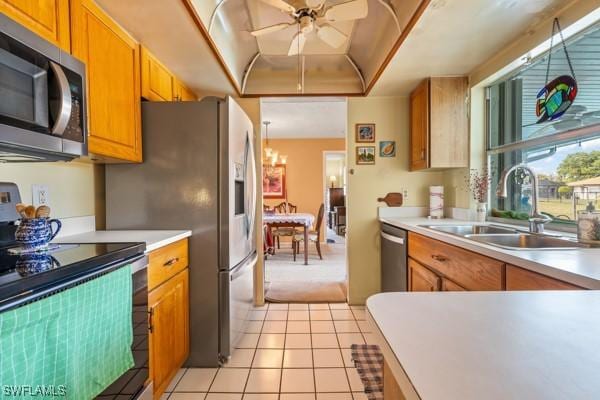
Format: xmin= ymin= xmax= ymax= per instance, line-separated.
xmin=263 ymin=121 xmax=287 ymax=166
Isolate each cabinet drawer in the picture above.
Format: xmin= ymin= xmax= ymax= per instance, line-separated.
xmin=506 ymin=265 xmax=583 ymax=290
xmin=408 ymin=232 xmax=503 ymax=290
xmin=148 ymin=239 xmax=189 ymax=290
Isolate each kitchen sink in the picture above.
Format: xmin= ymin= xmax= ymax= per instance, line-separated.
xmin=465 ymin=234 xmax=589 ymax=250
xmin=419 ymin=224 xmax=590 ymax=250
xmin=420 ymin=224 xmax=520 ymax=236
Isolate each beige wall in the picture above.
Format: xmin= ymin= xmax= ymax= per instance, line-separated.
xmin=263 ymin=138 xmax=346 ymax=239
xmin=346 ymin=96 xmax=445 ymax=304
xmin=0 ymin=161 xmax=105 ymax=228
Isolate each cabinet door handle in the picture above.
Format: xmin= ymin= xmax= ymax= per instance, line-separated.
xmin=148 ymin=308 xmax=154 ymax=333
xmin=431 ymin=254 xmax=448 ymax=262
xmin=163 ymin=257 xmax=179 ymax=267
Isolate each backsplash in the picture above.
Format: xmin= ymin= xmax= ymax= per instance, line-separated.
xmin=0 ymin=162 xmax=105 ymax=229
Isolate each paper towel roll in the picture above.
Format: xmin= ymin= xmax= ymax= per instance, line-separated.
xmin=429 ymin=186 xmax=444 ymax=219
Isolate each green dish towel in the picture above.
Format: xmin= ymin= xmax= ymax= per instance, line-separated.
xmin=0 ymin=265 xmax=134 ymax=399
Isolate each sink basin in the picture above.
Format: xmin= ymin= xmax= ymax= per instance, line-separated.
xmin=465 ymin=234 xmax=589 ymax=250
xmin=421 ymin=224 xmax=520 ymax=236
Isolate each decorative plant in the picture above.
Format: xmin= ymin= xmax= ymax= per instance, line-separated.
xmin=466 ymin=168 xmax=491 ymax=203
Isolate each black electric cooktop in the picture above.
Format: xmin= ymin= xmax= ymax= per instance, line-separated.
xmin=0 ymin=242 xmax=145 ymax=312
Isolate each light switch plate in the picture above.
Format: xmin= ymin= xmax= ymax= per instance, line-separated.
xmin=32 ymin=184 xmax=50 ymax=208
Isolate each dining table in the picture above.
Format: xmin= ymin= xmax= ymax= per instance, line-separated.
xmin=263 ymin=212 xmax=315 ymax=265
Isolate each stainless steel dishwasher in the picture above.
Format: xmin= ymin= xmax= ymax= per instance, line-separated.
xmin=380 ymin=223 xmax=408 ymax=292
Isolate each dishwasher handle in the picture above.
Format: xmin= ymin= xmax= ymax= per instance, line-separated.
xmin=381 ymin=231 xmax=405 ymax=245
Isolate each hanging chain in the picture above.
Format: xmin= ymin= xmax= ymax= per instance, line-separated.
xmin=545 ymin=18 xmax=577 ymax=83
xmin=297 ymin=23 xmax=302 ymax=92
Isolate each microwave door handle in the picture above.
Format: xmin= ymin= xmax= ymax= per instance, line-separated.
xmin=49 ymin=61 xmax=72 ymax=135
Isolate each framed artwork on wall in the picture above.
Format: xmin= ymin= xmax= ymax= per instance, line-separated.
xmin=355 ymin=123 xmax=376 ymax=143
xmin=262 ymin=164 xmax=286 ymax=199
xmin=379 ymin=141 xmax=396 ymax=157
xmin=356 ymin=146 xmax=376 ymax=165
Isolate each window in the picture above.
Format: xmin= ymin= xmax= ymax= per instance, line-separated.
xmin=487 ymin=22 xmax=600 ymax=226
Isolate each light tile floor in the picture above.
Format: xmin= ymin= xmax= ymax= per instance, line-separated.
xmin=163 ymin=303 xmax=371 ymax=400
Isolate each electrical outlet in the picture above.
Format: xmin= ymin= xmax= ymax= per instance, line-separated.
xmin=32 ymin=184 xmax=50 ymax=208
xmin=403 ymin=189 xmax=409 ymax=199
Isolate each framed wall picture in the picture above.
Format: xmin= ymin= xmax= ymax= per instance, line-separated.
xmin=355 ymin=123 xmax=375 ymax=143
xmin=379 ymin=141 xmax=396 ymax=157
xmin=262 ymin=164 xmax=286 ymax=199
xmin=356 ymin=146 xmax=376 ymax=165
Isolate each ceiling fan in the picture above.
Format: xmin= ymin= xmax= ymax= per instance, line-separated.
xmin=250 ymin=0 xmax=368 ymax=56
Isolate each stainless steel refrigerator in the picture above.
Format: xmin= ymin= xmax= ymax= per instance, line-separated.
xmin=105 ymin=96 xmax=258 ymax=367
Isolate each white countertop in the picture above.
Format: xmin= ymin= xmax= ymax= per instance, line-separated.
xmin=380 ymin=217 xmax=600 ymax=289
xmin=367 ymin=291 xmax=600 ymax=400
xmin=54 ymin=230 xmax=191 ymax=253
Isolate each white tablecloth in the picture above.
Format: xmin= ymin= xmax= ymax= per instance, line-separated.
xmin=263 ymin=213 xmax=315 ymax=228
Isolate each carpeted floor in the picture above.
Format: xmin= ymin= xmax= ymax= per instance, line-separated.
xmin=265 ymin=243 xmax=347 ymax=303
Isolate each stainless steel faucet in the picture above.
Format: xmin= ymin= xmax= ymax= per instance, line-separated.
xmin=497 ymin=164 xmax=552 ymax=233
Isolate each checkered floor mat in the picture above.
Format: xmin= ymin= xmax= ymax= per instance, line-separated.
xmin=351 ymin=344 xmax=384 ymax=400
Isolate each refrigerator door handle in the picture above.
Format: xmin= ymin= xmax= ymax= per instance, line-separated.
xmin=230 ymin=252 xmax=257 ymax=281
xmin=245 ymin=130 xmax=257 ymax=239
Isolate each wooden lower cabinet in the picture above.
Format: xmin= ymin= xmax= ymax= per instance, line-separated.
xmin=408 ymin=258 xmax=440 ymax=292
xmin=506 ymin=265 xmax=583 ymax=290
xmin=0 ymin=0 xmax=71 ymax=51
xmin=442 ymin=278 xmax=466 ymax=291
xmin=405 ymin=232 xmax=586 ymax=293
xmin=383 ymin=359 xmax=405 ymax=400
xmin=71 ymin=0 xmax=143 ymax=162
xmin=408 ymin=232 xmax=503 ymax=291
xmin=149 ymin=268 xmax=189 ymax=397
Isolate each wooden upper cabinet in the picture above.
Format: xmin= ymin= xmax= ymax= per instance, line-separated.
xmin=70 ymin=0 xmax=142 ymax=162
xmin=148 ymin=268 xmax=189 ymax=397
xmin=409 ymin=79 xmax=429 ymax=170
xmin=0 ymin=0 xmax=71 ymax=51
xmin=141 ymin=46 xmax=173 ymax=101
xmin=173 ymin=78 xmax=197 ymax=101
xmin=506 ymin=265 xmax=583 ymax=290
xmin=408 ymin=258 xmax=440 ymax=292
xmin=409 ymin=77 xmax=469 ymax=170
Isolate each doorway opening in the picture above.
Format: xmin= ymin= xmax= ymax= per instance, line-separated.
xmin=260 ymin=97 xmax=348 ymax=303
xmin=324 ymin=151 xmax=346 ymax=245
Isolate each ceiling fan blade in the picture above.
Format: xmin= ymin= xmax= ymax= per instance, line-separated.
xmin=258 ymin=0 xmax=296 ymax=14
xmin=305 ymin=0 xmax=326 ymax=8
xmin=250 ymin=22 xmax=294 ymax=36
xmin=324 ymin=0 xmax=368 ymax=21
xmin=317 ymin=24 xmax=348 ymax=48
xmin=288 ymin=32 xmax=307 ymax=56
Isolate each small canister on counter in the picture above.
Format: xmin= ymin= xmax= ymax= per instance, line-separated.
xmin=577 ymin=210 xmax=600 ymax=243
xmin=429 ymin=186 xmax=444 ymax=219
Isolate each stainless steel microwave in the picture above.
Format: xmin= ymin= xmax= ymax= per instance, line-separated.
xmin=0 ymin=13 xmax=87 ymax=162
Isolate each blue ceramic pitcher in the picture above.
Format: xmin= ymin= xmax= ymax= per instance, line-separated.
xmin=15 ymin=218 xmax=62 ymax=250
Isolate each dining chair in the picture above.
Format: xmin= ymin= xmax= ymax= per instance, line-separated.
xmin=273 ymin=202 xmax=287 ymax=213
xmin=271 ymin=201 xmax=296 ymax=250
xmin=287 ymin=202 xmax=298 ymax=213
xmin=293 ymin=203 xmax=325 ymax=261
